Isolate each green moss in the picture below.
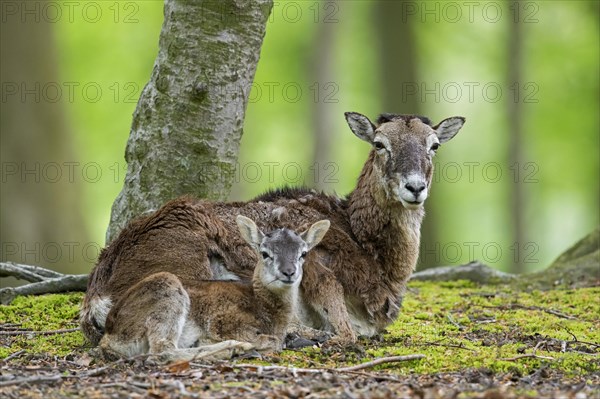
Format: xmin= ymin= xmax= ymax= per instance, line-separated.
xmin=1 ymin=284 xmax=598 ymax=384
xmin=271 ymin=282 xmax=599 ymax=377
xmin=0 ymin=293 xmax=85 ymax=359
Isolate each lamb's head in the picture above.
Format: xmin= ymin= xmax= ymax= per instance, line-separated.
xmin=236 ymin=215 xmax=330 ymax=289
xmin=345 ymin=112 xmax=465 ymax=209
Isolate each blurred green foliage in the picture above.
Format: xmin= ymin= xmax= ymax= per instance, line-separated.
xmin=51 ymin=1 xmax=598 ymax=272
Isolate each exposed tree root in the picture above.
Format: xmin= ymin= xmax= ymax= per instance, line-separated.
xmin=0 ymin=262 xmax=88 ymax=305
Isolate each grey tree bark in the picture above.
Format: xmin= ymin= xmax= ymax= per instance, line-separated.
xmin=107 ymin=0 xmax=273 ymax=242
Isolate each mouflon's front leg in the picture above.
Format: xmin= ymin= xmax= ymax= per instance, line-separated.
xmin=300 ymin=261 xmax=356 ymax=343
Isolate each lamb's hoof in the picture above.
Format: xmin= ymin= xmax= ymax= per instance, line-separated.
xmin=145 ymin=354 xmax=165 ymax=365
xmin=285 ymin=335 xmax=316 ymax=349
xmin=284 ymin=332 xmax=331 ymax=349
xmin=234 ymin=349 xmax=262 ymax=360
xmin=97 ymin=346 xmax=121 ymax=362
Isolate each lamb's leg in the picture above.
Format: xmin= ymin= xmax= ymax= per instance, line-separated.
xmin=100 ymin=272 xmax=190 ymax=359
xmin=251 ymin=334 xmax=282 ymax=352
xmin=200 ymin=312 xmax=283 ymax=354
xmin=160 ymin=340 xmax=255 ymax=362
xmin=286 ymin=318 xmax=333 ymax=340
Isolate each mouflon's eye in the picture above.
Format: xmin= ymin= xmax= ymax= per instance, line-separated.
xmin=261 ymin=251 xmax=270 ymax=259
xmin=300 ymin=251 xmax=307 ymax=258
xmin=430 ymin=143 xmax=440 ymax=152
xmin=373 ymin=141 xmax=385 ymax=151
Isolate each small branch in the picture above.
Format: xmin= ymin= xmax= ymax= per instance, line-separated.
xmin=562 ymin=325 xmax=578 ymax=341
xmin=569 ymin=350 xmax=599 ymax=356
xmin=533 ymin=340 xmax=546 ymax=353
xmin=0 ymin=328 xmax=79 ymax=336
xmin=544 ymin=308 xmax=578 ymax=320
xmin=335 ymin=355 xmax=425 ymax=372
xmin=77 ymin=358 xmax=126 ymax=378
xmin=569 ymin=340 xmax=600 ymax=349
xmin=0 ymin=263 xmax=48 ymax=283
xmin=0 ymin=374 xmax=62 ymax=387
xmin=561 ymin=326 xmax=600 ymax=348
xmin=500 ymin=353 xmax=555 ymax=361
xmin=0 ymin=261 xmax=64 ymax=281
xmin=416 ymin=341 xmax=477 ymax=352
xmin=0 ymin=274 xmax=89 ymax=305
xmin=1 ymin=349 xmax=26 ymax=362
xmin=482 ymin=304 xmax=577 ymax=320
xmin=234 ymin=354 xmax=425 ymax=374
xmin=446 ymin=313 xmax=464 ymax=330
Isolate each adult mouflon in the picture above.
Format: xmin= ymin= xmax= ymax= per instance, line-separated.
xmin=81 ymin=111 xmax=465 ymax=345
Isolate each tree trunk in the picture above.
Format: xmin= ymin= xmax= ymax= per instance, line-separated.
xmin=374 ymin=0 xmax=437 ymax=270
xmin=507 ymin=0 xmax=525 ymax=273
xmin=107 ymin=0 xmax=273 ymax=242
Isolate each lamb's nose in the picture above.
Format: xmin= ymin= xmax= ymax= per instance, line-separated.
xmin=281 ymin=268 xmax=295 ymax=279
xmin=405 ymin=182 xmax=426 ymax=195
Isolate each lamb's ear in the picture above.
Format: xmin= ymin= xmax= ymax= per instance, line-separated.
xmin=433 ymin=116 xmax=465 ymax=143
xmin=236 ymin=215 xmax=264 ymax=249
xmin=345 ymin=112 xmax=376 ymax=143
xmin=301 ymin=220 xmax=330 ymax=251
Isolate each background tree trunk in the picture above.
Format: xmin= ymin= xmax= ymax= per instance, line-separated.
xmin=310 ymin=1 xmax=337 ymax=192
xmin=508 ymin=0 xmax=525 ymax=273
xmin=0 ymin=0 xmax=90 ymax=277
xmin=107 ymin=0 xmax=273 ymax=242
xmin=374 ymin=0 xmax=438 ymax=270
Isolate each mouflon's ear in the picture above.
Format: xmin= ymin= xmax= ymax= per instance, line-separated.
xmin=301 ymin=220 xmax=331 ymax=251
xmin=433 ymin=116 xmax=465 ymax=143
xmin=236 ymin=215 xmax=264 ymax=249
xmin=345 ymin=112 xmax=376 ymax=143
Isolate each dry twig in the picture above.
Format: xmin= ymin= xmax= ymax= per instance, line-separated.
xmin=234 ymin=354 xmax=425 ymax=375
xmin=1 ymin=349 xmax=26 ymax=363
xmin=0 ymin=262 xmax=89 ymax=305
xmin=482 ymin=304 xmax=577 ymax=320
xmin=0 ymin=328 xmax=80 ymax=336
xmin=0 ymin=374 xmax=62 ymax=387
xmin=500 ymin=353 xmax=555 ymax=361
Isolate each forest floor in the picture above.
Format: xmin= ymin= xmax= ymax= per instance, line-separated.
xmin=1 ymin=281 xmax=598 ymax=398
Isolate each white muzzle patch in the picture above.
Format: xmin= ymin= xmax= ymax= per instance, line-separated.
xmin=395 ymin=173 xmax=428 ymax=209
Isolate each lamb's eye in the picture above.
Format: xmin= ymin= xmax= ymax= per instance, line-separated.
xmin=261 ymin=251 xmax=270 ymax=260
xmin=373 ymin=141 xmax=385 ymax=151
xmin=430 ymin=143 xmax=440 ymax=152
